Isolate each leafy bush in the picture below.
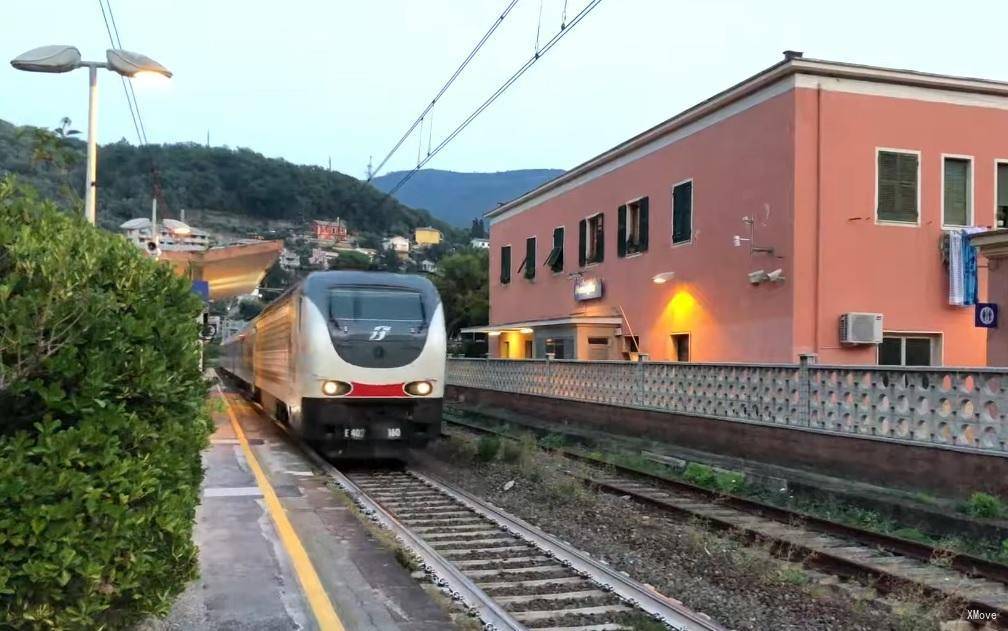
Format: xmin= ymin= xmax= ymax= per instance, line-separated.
xmin=683 ymin=463 xmax=717 ymax=488
xmin=714 ymin=470 xmax=747 ymax=494
xmin=962 ymin=492 xmax=1005 ymax=519
xmin=475 ymin=435 xmax=501 ymax=462
xmin=0 ymin=178 xmax=211 ymax=628
xmin=500 ymin=439 xmax=524 ymax=464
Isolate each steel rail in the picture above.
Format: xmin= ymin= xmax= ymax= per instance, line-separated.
xmin=287 ymin=436 xmax=525 ymax=631
xmin=443 ymin=413 xmax=1008 ymax=616
xmin=410 ymin=469 xmax=726 ymax=631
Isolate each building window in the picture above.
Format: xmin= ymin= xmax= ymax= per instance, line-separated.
xmin=670 ymin=333 xmax=690 ymax=362
xmin=499 ymin=245 xmax=511 ymax=284
xmin=579 ymin=213 xmax=604 ymax=266
xmin=997 ymin=162 xmax=1008 ymax=228
xmin=545 ymin=227 xmax=564 ymax=272
xmin=877 ymin=150 xmax=919 ymax=223
xmin=877 ymin=334 xmax=939 ymax=366
xmin=524 ymin=340 xmax=533 ymax=358
xmin=517 ymin=237 xmax=536 ymax=280
xmin=544 ymin=337 xmax=570 ymax=359
xmin=618 ymin=197 xmax=649 ymax=256
xmin=672 ymin=180 xmax=692 ymax=244
xmin=943 ymin=157 xmax=972 ymax=227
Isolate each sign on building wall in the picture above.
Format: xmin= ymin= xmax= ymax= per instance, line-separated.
xmin=574 ymin=276 xmax=603 ymax=301
xmin=976 ymin=303 xmax=998 ymax=328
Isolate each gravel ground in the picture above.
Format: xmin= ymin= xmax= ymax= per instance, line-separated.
xmin=417 ymin=433 xmax=960 ymax=631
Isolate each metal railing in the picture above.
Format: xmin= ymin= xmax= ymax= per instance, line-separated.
xmin=446 ymin=358 xmax=1008 ymax=454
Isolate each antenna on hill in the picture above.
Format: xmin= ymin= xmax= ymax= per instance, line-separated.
xmin=328 ymin=156 xmax=332 ymax=171
xmin=206 ymin=130 xmax=209 ymax=147
xmin=366 ymin=155 xmax=373 ymax=180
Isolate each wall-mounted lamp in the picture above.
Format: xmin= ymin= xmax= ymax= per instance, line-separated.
xmin=519 ymin=328 xmax=534 ymax=334
xmin=488 ymin=331 xmax=502 ymax=336
xmin=652 ymin=271 xmax=676 ymax=284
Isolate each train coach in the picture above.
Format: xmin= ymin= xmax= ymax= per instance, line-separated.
xmin=220 ymin=270 xmax=446 ymax=459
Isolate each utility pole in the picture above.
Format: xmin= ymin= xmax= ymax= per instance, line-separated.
xmin=366 ymin=155 xmax=373 ymax=180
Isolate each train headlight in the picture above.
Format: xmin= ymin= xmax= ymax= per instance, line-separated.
xmin=321 ymin=380 xmax=351 ymax=396
xmin=404 ymin=381 xmax=433 ymax=396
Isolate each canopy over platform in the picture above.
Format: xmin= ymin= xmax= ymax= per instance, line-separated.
xmin=161 ymin=239 xmax=283 ymax=300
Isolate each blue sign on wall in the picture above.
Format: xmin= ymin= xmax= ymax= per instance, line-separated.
xmin=976 ymin=303 xmax=998 ymax=328
xmin=191 ymin=280 xmax=210 ymax=302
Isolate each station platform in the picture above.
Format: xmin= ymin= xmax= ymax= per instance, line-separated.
xmin=146 ymin=381 xmax=454 ymax=630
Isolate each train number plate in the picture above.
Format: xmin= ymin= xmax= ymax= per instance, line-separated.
xmin=387 ymin=427 xmax=402 ymax=439
xmin=344 ymin=428 xmax=366 ymax=440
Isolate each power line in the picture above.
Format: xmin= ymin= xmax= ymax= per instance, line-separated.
xmin=96 ymin=0 xmax=144 ymax=145
xmin=379 ymin=0 xmax=604 ymax=202
xmin=104 ymin=0 xmax=149 ymax=145
xmin=367 ymin=0 xmax=520 ymax=182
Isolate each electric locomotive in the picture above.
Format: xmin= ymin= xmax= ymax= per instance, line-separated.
xmin=221 ymin=271 xmax=446 ymax=459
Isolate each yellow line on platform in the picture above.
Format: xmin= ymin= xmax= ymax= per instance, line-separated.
xmin=216 ymin=385 xmax=346 ymax=631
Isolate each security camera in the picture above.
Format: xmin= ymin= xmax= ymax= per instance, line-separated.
xmin=748 ymin=269 xmax=768 ymax=285
xmin=766 ymin=268 xmax=785 ymax=282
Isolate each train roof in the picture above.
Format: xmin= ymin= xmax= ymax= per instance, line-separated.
xmin=302 ymin=270 xmax=437 ymax=294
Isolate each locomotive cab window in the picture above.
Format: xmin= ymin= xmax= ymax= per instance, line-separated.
xmin=329 ymin=288 xmax=424 ymax=322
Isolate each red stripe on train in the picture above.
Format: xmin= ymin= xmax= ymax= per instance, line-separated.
xmin=347 ymin=382 xmax=405 ymax=397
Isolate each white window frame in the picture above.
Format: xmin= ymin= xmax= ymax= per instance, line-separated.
xmin=499 ymin=242 xmax=512 ymax=285
xmin=671 ymin=178 xmax=694 ymax=247
xmin=583 ymin=211 xmax=604 ymax=267
xmin=940 ymin=153 xmax=974 ymax=229
xmin=995 ymin=159 xmax=1008 ymax=229
xmin=874 ymin=147 xmax=922 ymax=227
xmin=669 ymin=331 xmax=691 ymax=362
xmin=624 ymin=196 xmax=646 ymax=258
xmin=550 ymin=225 xmax=565 ymax=275
xmin=875 ymin=331 xmax=943 ymax=366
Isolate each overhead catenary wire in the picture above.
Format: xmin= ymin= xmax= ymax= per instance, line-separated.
xmin=96 ymin=0 xmax=144 ymax=145
xmin=103 ymin=0 xmax=148 ymax=145
xmin=378 ymin=0 xmax=604 ymax=201
xmin=367 ymin=0 xmax=520 ymax=182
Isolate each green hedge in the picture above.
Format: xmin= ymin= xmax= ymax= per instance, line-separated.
xmin=0 ymin=177 xmax=212 ymax=628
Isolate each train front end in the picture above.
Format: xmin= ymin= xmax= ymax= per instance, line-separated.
xmin=296 ymin=271 xmax=445 ymax=459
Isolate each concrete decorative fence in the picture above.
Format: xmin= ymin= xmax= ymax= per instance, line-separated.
xmin=446 ymin=358 xmax=1008 ymax=454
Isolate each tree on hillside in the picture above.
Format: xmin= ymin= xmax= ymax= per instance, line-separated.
xmin=432 ymin=249 xmax=488 ymax=336
xmin=470 ymin=217 xmax=486 ymax=239
xmin=329 ymin=250 xmax=371 ymax=270
xmin=16 ymin=118 xmax=82 ymax=211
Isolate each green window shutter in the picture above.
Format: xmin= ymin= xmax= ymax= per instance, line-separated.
xmin=578 ymin=219 xmax=587 ymax=267
xmin=998 ymin=163 xmax=1008 ymax=207
xmin=943 ymin=158 xmax=969 ymax=226
xmin=552 ymin=227 xmax=564 ymax=271
xmin=617 ymin=205 xmax=627 ymax=257
xmin=878 ymin=151 xmax=917 ymax=222
xmin=500 ymin=246 xmax=511 ymax=284
xmin=524 ymin=237 xmax=536 ymax=279
xmin=595 ymin=215 xmax=604 ymax=263
xmin=639 ymin=196 xmax=649 ymax=251
xmin=672 ymin=182 xmax=692 ymax=243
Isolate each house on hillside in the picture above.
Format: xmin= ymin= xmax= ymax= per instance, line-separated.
xmin=313 ymin=218 xmax=348 ymax=243
xmin=279 ymin=249 xmax=300 ymax=271
xmin=414 ymin=226 xmax=443 ymax=246
xmin=382 ymin=235 xmax=410 ymax=254
xmin=309 ymin=248 xmax=339 ymax=268
xmin=469 ymin=237 xmax=490 ymax=249
xmin=420 ymin=259 xmax=438 ymax=274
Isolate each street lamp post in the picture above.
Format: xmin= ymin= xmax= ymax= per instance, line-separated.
xmin=10 ymin=45 xmax=172 ymax=225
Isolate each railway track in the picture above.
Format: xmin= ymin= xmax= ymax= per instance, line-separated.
xmin=443 ymin=413 xmax=1008 ymax=620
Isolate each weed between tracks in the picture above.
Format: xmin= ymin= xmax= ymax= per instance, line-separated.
xmin=428 ymin=428 xmax=967 ymax=631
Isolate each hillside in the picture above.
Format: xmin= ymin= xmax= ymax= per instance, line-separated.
xmin=0 ymin=118 xmax=454 ymax=239
xmin=371 ymin=168 xmax=564 ymax=227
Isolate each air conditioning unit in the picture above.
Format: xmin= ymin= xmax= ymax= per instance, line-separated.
xmin=839 ymin=312 xmax=883 ymax=345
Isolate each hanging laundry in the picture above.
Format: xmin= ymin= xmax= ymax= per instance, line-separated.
xmin=950 ymin=228 xmax=984 ymax=306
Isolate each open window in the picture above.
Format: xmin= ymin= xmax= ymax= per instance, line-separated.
xmin=672 ymin=180 xmax=692 ymax=244
xmin=578 ymin=213 xmax=604 ymax=266
xmin=499 ymin=245 xmax=511 ymax=284
xmin=877 ymin=333 xmax=940 ymax=366
xmin=544 ymin=226 xmax=564 ymax=272
xmin=516 ymin=236 xmax=536 ymax=280
xmin=618 ymin=197 xmax=649 ymax=256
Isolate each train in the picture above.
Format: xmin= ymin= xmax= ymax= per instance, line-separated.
xmin=220 ymin=270 xmax=446 ymax=459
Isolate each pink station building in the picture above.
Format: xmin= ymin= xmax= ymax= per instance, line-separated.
xmin=468 ymin=53 xmax=1008 ymax=366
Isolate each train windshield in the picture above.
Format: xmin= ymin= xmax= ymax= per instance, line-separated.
xmin=329 ymin=287 xmax=425 ymax=322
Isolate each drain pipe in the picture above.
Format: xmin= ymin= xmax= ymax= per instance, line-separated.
xmin=617 ymin=304 xmax=644 ymax=359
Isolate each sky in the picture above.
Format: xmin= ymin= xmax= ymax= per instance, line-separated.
xmin=3 ymin=1 xmax=1008 ymax=180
